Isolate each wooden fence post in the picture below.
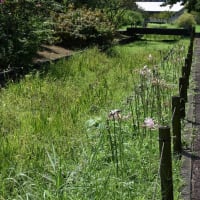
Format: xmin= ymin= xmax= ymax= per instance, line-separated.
xmin=185 ymin=58 xmax=191 ymax=77
xmin=159 ymin=126 xmax=174 ymax=200
xmin=179 ymin=77 xmax=187 ymax=102
xmin=190 ymin=26 xmax=195 ymax=48
xmin=179 ymin=77 xmax=187 ymax=119
xmin=182 ymin=66 xmax=186 ymax=77
xmin=172 ymin=96 xmax=182 ymax=156
xmin=182 ymin=66 xmax=189 ymax=88
xmin=187 ymin=53 xmax=192 ymax=69
xmin=185 ymin=57 xmax=189 ymax=68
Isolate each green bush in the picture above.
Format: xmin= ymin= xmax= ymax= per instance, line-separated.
xmin=0 ymin=1 xmax=56 ymax=70
xmin=117 ymin=10 xmax=144 ymax=27
xmin=176 ymin=13 xmax=196 ymax=29
xmin=52 ymin=5 xmax=115 ymax=47
xmin=151 ymin=11 xmax=173 ymax=21
xmin=191 ymin=11 xmax=200 ymax=25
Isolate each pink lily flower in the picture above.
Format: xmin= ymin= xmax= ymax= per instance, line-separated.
xmin=144 ymin=117 xmax=155 ymax=129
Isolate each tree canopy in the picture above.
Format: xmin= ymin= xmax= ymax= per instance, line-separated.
xmin=56 ymin=0 xmax=136 ymax=9
xmin=165 ymin=0 xmax=200 ymax=12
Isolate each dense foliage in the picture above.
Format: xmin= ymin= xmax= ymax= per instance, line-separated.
xmin=150 ymin=11 xmax=173 ymax=23
xmin=175 ymin=13 xmax=196 ymax=29
xmin=116 ymin=10 xmax=144 ymax=27
xmin=59 ymin=0 xmax=136 ymax=10
xmin=190 ymin=11 xmax=200 ymax=25
xmin=0 ymin=1 xmax=57 ymax=70
xmin=0 ymin=0 xmax=139 ymax=69
xmin=165 ymin=0 xmax=200 ymax=12
xmin=53 ymin=5 xmax=115 ymax=47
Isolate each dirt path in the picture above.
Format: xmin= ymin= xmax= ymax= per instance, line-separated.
xmin=182 ymin=37 xmax=200 ymax=200
xmin=33 ymin=45 xmax=74 ymax=64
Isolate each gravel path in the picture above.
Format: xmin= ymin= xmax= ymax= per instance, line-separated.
xmin=182 ymin=37 xmax=200 ymax=200
xmin=191 ymin=38 xmax=200 ymax=200
xmin=33 ymin=45 xmax=74 ymax=64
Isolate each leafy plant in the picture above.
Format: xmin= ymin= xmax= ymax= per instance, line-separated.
xmin=0 ymin=1 xmax=56 ymax=70
xmin=151 ymin=11 xmax=173 ymax=22
xmin=175 ymin=13 xmax=196 ymax=29
xmin=52 ymin=5 xmax=115 ymax=47
xmin=191 ymin=11 xmax=200 ymax=25
xmin=117 ymin=10 xmax=144 ymax=27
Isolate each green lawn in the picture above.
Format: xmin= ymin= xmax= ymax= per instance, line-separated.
xmin=147 ymin=23 xmax=178 ymax=29
xmin=195 ymin=25 xmax=200 ymax=33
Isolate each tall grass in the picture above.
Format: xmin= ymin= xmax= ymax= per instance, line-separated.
xmin=0 ymin=39 xmax=188 ymax=199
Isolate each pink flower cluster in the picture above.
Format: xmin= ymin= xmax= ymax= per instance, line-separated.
xmin=139 ymin=65 xmax=152 ymax=77
xmin=108 ymin=109 xmax=131 ymax=121
xmin=108 ymin=109 xmax=122 ymax=120
xmin=143 ymin=117 xmax=156 ymax=129
xmin=0 ymin=0 xmax=5 ymax=3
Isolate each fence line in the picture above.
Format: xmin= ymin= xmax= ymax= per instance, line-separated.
xmin=118 ymin=27 xmax=193 ymax=37
xmin=159 ymin=126 xmax=174 ymax=200
xmin=0 ymin=26 xmax=195 ymax=199
xmin=158 ymin=27 xmax=195 ymax=199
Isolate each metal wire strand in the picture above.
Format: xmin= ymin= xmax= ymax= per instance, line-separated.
xmin=152 ymin=141 xmax=165 ymax=200
xmin=171 ymin=106 xmax=176 ymax=122
xmin=179 ymin=84 xmax=182 ymax=94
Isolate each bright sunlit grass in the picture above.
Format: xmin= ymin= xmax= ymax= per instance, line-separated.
xmin=195 ymin=24 xmax=200 ymax=33
xmin=0 ymin=39 xmax=189 ymax=199
xmin=147 ymin=23 xmax=178 ymax=29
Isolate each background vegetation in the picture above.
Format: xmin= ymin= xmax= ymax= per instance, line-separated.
xmin=52 ymin=5 xmax=115 ymax=47
xmin=175 ymin=13 xmax=196 ymax=29
xmin=0 ymin=0 xmax=140 ymax=70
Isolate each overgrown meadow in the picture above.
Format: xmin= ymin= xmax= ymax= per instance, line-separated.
xmin=0 ymin=39 xmax=189 ymax=199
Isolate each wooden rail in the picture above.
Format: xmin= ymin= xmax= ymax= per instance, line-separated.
xmin=118 ymin=27 xmax=193 ymax=37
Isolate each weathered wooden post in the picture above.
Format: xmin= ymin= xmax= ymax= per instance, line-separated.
xmin=179 ymin=77 xmax=187 ymax=102
xmin=190 ymin=26 xmax=195 ymax=50
xmin=185 ymin=57 xmax=191 ymax=77
xmin=179 ymin=77 xmax=187 ymax=119
xmin=185 ymin=57 xmax=189 ymax=67
xmin=172 ymin=96 xmax=182 ymax=156
xmin=182 ymin=66 xmax=189 ymax=88
xmin=182 ymin=65 xmax=186 ymax=75
xmin=188 ymin=27 xmax=194 ymax=69
xmin=187 ymin=53 xmax=192 ymax=70
xmin=159 ymin=126 xmax=174 ymax=200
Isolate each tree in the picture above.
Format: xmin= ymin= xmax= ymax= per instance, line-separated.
xmin=165 ymin=0 xmax=200 ymax=12
xmin=0 ymin=0 xmax=58 ymax=69
xmin=61 ymin=0 xmax=136 ymax=10
xmin=176 ymin=13 xmax=196 ymax=29
xmin=98 ymin=0 xmax=137 ymax=27
xmin=58 ymin=0 xmax=137 ymax=27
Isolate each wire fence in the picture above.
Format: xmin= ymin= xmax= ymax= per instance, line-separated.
xmin=0 ymin=25 xmax=195 ymax=199
xmin=153 ymin=27 xmax=195 ymax=200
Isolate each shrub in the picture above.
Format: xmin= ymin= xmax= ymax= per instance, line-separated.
xmin=176 ymin=13 xmax=196 ymax=29
xmin=52 ymin=5 xmax=115 ymax=47
xmin=191 ymin=11 xmax=200 ymax=25
xmin=117 ymin=10 xmax=144 ymax=27
xmin=0 ymin=1 xmax=56 ymax=70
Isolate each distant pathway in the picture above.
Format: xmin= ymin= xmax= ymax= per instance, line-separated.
xmin=33 ymin=45 xmax=74 ymax=64
xmin=191 ymin=38 xmax=200 ymax=200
